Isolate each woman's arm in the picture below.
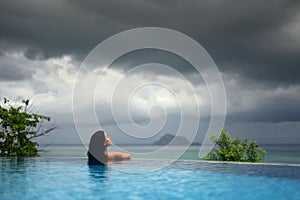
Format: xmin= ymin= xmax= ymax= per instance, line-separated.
xmin=107 ymin=152 xmax=131 ymax=161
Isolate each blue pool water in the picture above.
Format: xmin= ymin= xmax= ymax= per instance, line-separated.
xmin=1 ymin=157 xmax=300 ymax=200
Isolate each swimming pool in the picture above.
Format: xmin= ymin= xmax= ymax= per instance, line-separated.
xmin=1 ymin=157 xmax=300 ymax=200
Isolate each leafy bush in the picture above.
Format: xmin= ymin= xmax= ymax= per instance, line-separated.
xmin=0 ymin=98 xmax=54 ymax=157
xmin=203 ymin=129 xmax=266 ymax=162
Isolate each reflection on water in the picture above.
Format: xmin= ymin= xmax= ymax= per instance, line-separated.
xmin=88 ymin=164 xmax=108 ymax=181
xmin=0 ymin=157 xmax=39 ymax=198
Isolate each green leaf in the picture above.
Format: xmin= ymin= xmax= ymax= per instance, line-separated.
xmin=0 ymin=98 xmax=54 ymax=157
xmin=203 ymin=129 xmax=266 ymax=162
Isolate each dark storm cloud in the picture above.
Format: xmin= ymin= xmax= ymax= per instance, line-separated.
xmin=109 ymin=49 xmax=199 ymax=76
xmin=229 ymin=109 xmax=300 ymax=123
xmin=1 ymin=0 xmax=300 ymax=84
xmin=228 ymin=97 xmax=300 ymax=123
xmin=0 ymin=0 xmax=119 ymax=60
xmin=24 ymin=48 xmax=50 ymax=60
xmin=1 ymin=0 xmax=300 ymax=124
xmin=0 ymin=61 xmax=33 ymax=81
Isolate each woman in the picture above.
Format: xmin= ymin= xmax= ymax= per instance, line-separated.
xmin=87 ymin=130 xmax=131 ymax=165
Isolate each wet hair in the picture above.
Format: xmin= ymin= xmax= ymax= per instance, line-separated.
xmin=87 ymin=130 xmax=107 ymax=165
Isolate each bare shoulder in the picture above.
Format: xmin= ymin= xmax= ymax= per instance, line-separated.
xmin=107 ymin=152 xmax=131 ymax=161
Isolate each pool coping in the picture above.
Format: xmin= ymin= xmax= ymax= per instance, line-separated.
xmin=179 ymin=159 xmax=300 ymax=167
xmin=132 ymin=158 xmax=300 ymax=167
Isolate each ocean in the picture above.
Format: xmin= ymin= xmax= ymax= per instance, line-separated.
xmin=38 ymin=144 xmax=300 ymax=164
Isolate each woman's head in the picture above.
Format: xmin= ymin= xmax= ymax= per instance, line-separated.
xmin=89 ymin=130 xmax=112 ymax=150
xmin=88 ymin=130 xmax=112 ymax=165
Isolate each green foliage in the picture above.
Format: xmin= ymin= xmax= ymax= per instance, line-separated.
xmin=0 ymin=98 xmax=54 ymax=157
xmin=203 ymin=129 xmax=266 ymax=162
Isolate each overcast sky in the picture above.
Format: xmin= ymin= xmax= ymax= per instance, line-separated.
xmin=0 ymin=0 xmax=300 ymax=145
